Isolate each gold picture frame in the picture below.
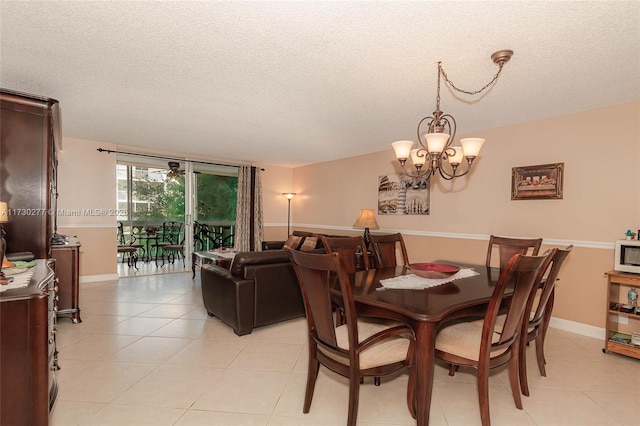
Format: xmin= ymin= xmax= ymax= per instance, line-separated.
xmin=511 ymin=163 xmax=564 ymax=200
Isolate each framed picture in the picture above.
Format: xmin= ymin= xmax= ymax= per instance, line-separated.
xmin=378 ymin=174 xmax=430 ymax=215
xmin=511 ymin=163 xmax=564 ymax=200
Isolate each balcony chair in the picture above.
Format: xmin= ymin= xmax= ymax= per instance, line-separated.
xmin=152 ymin=221 xmax=183 ymax=266
xmin=434 ymin=250 xmax=553 ymax=426
xmin=117 ymin=222 xmax=142 ymax=269
xmin=162 ymin=235 xmax=186 ymax=267
xmin=285 ymin=248 xmax=416 ymax=426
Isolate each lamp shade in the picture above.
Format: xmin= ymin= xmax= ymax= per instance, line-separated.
xmin=424 ymin=132 xmax=450 ymax=154
xmin=410 ymin=148 xmax=427 ymax=166
xmin=392 ymin=140 xmax=414 ymax=160
xmin=282 ymin=193 xmax=296 ymax=200
xmin=0 ymin=202 xmax=8 ymax=223
xmin=460 ymin=138 xmax=485 ymax=158
xmin=353 ymin=209 xmax=379 ymax=230
xmin=447 ymin=146 xmax=464 ymax=166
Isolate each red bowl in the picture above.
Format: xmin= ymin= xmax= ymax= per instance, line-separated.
xmin=409 ymin=263 xmax=460 ymax=279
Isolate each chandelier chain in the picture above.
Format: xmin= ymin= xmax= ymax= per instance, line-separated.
xmin=438 ymin=63 xmax=504 ymax=96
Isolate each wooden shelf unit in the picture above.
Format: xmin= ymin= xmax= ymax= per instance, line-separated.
xmin=603 ymin=270 xmax=640 ymax=359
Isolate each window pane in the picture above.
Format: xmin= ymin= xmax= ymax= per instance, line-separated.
xmin=196 ymin=173 xmax=237 ymax=222
xmin=130 ymin=166 xmax=185 ymax=223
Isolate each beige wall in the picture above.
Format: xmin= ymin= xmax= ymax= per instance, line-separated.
xmin=257 ymin=163 xmax=295 ymax=242
xmin=56 ymin=138 xmax=118 ymax=279
xmin=288 ymin=102 xmax=640 ymax=332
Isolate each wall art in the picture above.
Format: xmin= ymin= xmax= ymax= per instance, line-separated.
xmin=511 ymin=163 xmax=564 ymax=200
xmin=378 ymin=174 xmax=430 ymax=215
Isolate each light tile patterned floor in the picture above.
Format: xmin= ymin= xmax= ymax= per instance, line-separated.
xmin=51 ymin=272 xmax=639 ymax=425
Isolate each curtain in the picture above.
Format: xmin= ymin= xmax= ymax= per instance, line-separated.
xmin=234 ymin=166 xmax=263 ymax=252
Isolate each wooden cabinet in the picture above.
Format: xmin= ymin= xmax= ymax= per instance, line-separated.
xmin=0 ymin=88 xmax=60 ymax=259
xmin=0 ymin=260 xmax=58 ymax=425
xmin=51 ymin=237 xmax=82 ymax=323
xmin=603 ymin=270 xmax=640 ymax=359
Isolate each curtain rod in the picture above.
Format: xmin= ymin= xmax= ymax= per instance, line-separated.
xmin=96 ymin=148 xmax=265 ymax=170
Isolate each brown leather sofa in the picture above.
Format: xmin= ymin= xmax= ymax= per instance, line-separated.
xmin=200 ymin=231 xmax=335 ymax=335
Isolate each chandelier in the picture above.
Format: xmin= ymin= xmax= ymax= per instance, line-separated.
xmin=392 ymin=49 xmax=513 ymax=180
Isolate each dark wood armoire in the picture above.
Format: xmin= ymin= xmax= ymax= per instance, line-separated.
xmin=0 ymin=89 xmax=62 ymax=425
xmin=0 ymin=88 xmax=60 ymax=258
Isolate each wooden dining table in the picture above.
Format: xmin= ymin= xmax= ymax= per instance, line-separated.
xmin=333 ymin=262 xmax=507 ymax=426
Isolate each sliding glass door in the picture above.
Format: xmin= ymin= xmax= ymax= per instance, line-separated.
xmin=116 ymin=157 xmax=238 ymax=273
xmin=192 ymin=164 xmax=238 ymax=252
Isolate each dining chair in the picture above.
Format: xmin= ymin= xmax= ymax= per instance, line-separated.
xmin=434 ymin=250 xmax=553 ymax=426
xmin=320 ymin=236 xmax=371 ymax=273
xmin=517 ymin=245 xmax=573 ymax=396
xmin=369 ymin=233 xmax=410 ymax=268
xmin=285 ymin=248 xmax=416 ymax=426
xmin=485 ymin=235 xmax=543 ymax=268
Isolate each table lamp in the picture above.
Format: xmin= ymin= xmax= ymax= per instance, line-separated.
xmin=353 ymin=209 xmax=379 ymax=250
xmin=0 ymin=201 xmax=9 ymax=285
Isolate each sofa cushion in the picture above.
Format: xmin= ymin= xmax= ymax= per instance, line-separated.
xmin=299 ymin=236 xmax=318 ymax=252
xmin=284 ymin=234 xmax=303 ymax=250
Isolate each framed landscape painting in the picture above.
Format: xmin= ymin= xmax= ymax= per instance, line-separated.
xmin=511 ymin=163 xmax=564 ymax=200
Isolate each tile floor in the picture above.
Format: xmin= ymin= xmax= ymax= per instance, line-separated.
xmin=51 ymin=271 xmax=639 ymax=426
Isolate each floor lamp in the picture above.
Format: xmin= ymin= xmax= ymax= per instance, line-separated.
xmin=282 ymin=193 xmax=296 ymax=236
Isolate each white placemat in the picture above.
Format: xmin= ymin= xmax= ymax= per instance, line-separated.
xmin=0 ymin=269 xmax=35 ymax=292
xmin=379 ymin=268 xmax=479 ymax=290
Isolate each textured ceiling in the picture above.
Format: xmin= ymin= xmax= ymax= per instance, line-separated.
xmin=1 ymin=1 xmax=639 ymax=167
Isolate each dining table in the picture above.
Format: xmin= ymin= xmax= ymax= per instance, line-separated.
xmin=333 ymin=262 xmax=508 ymax=426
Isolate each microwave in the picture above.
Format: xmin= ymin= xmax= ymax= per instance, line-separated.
xmin=614 ymin=239 xmax=640 ymax=274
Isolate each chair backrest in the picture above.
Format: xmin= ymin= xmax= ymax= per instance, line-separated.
xmin=160 ymin=221 xmax=184 ymax=244
xmin=286 ymin=248 xmax=359 ymax=356
xmin=117 ymin=221 xmax=125 ymax=245
xmin=486 ymin=235 xmax=543 ymax=269
xmin=369 ymin=233 xmax=410 ymax=268
xmin=320 ymin=236 xmax=371 ymax=273
xmin=481 ymin=250 xmax=554 ymax=357
xmin=527 ymin=245 xmax=573 ymax=328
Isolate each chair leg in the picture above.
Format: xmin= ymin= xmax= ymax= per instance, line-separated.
xmin=509 ymin=347 xmax=524 ymax=410
xmin=448 ymin=364 xmax=458 ymax=376
xmin=407 ymin=365 xmax=417 ymax=419
xmin=477 ymin=366 xmax=491 ymax=426
xmin=519 ymin=330 xmax=531 ymax=396
xmin=303 ymin=357 xmax=320 ymax=413
xmin=535 ymin=332 xmax=547 ymax=376
xmin=347 ymin=370 xmax=360 ymax=426
xmin=374 ymin=376 xmax=380 ymax=386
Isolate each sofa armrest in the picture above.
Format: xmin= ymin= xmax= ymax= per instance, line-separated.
xmin=262 ymin=240 xmax=285 ymax=250
xmin=200 ymin=264 xmax=256 ymax=335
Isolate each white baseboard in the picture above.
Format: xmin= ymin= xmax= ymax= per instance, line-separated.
xmin=80 ymin=273 xmax=119 ymax=283
xmin=549 ymin=316 xmax=605 ymax=340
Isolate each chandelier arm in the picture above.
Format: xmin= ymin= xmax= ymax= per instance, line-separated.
xmin=416 ymin=115 xmax=435 ymax=149
xmin=439 ymin=63 xmax=505 ymax=96
xmin=398 ymin=160 xmax=433 ymax=180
